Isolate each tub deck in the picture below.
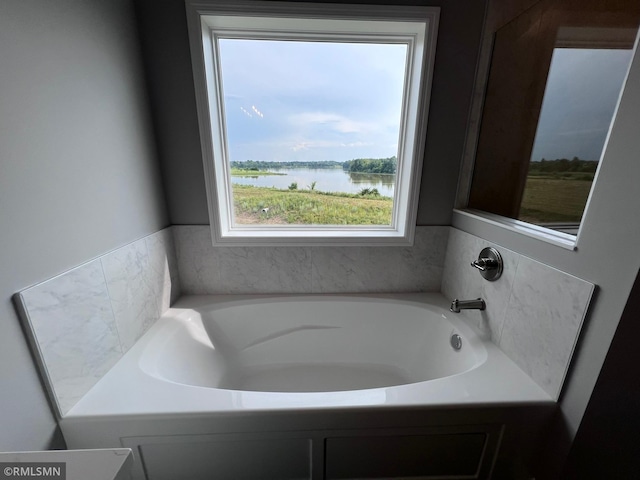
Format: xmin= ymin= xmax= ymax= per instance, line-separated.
xmin=60 ymin=293 xmax=554 ymax=480
xmin=63 ymin=293 xmax=551 ymax=419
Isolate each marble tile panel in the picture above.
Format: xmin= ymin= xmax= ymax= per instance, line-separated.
xmin=173 ymin=225 xmax=220 ymax=294
xmin=498 ymin=256 xmax=594 ymax=399
xmin=146 ymin=228 xmax=182 ymax=310
xmin=411 ymin=225 xmax=451 ymax=270
xmin=173 ymin=226 xmax=447 ymax=294
xmin=442 ymin=228 xmax=519 ymax=342
xmin=19 ymin=260 xmax=123 ymax=415
xmin=311 ymin=246 xmax=393 ymax=293
xmin=216 ymin=246 xmax=313 ymax=294
xmin=173 ymin=226 xmax=313 ymax=294
xmin=441 ymin=228 xmax=485 ymax=300
xmin=101 ymin=239 xmax=159 ymax=351
xmin=310 ymin=226 xmax=448 ymax=293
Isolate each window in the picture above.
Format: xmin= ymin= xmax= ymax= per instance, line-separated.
xmin=185 ymin=1 xmax=439 ymax=246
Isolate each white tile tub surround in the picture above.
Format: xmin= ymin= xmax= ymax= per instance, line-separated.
xmin=146 ymin=227 xmax=181 ymax=308
xmin=173 ymin=225 xmax=449 ymax=294
xmin=442 ymin=228 xmax=594 ymax=399
xmin=102 ymin=240 xmax=158 ymax=351
xmin=17 ymin=261 xmax=123 ymax=416
xmin=17 ymin=228 xmax=180 ymax=416
xmin=102 ymin=231 xmax=181 ymax=350
xmin=442 ymin=229 xmax=521 ymax=343
xmin=498 ymin=256 xmax=593 ymax=398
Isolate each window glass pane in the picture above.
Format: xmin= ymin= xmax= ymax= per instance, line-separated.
xmin=217 ymin=39 xmax=407 ymax=226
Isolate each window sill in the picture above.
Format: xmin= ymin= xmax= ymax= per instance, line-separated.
xmin=209 ymin=224 xmax=417 ymax=247
xmin=453 ymin=209 xmax=578 ymax=251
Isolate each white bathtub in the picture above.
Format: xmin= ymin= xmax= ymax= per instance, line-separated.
xmin=146 ymin=294 xmax=488 ymax=394
xmin=61 ymin=294 xmax=554 ymax=480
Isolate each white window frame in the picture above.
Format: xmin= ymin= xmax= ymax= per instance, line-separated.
xmin=185 ymin=0 xmax=439 ymax=246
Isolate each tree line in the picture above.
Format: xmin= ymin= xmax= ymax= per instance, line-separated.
xmin=230 ymin=160 xmax=342 ymax=170
xmin=529 ymin=157 xmax=598 ymax=174
xmin=231 ymin=157 xmax=399 ymax=174
xmin=342 ymin=156 xmax=397 ymax=174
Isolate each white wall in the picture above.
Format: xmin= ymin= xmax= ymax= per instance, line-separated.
xmin=0 ymin=0 xmax=167 ymax=450
xmin=453 ymin=35 xmax=640 ymax=477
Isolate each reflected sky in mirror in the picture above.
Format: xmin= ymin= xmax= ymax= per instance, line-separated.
xmin=530 ymin=47 xmax=633 ymax=163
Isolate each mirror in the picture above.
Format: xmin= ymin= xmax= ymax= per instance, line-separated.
xmin=468 ymin=0 xmax=639 ymax=235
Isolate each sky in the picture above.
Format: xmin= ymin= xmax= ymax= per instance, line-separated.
xmin=218 ymin=39 xmax=407 ymax=163
xmin=530 ymin=47 xmax=633 ymax=162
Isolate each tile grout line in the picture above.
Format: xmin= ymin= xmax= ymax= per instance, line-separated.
xmin=497 ymin=252 xmax=521 ymax=346
xmin=98 ymin=257 xmax=126 ymax=357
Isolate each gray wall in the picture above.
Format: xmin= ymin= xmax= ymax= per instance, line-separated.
xmin=565 ymin=269 xmax=640 ymax=478
xmin=133 ymin=0 xmax=488 ymax=226
xmin=453 ymin=36 xmax=640 ymax=478
xmin=0 ymin=0 xmax=168 ymax=450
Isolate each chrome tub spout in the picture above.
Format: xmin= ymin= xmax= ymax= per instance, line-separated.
xmin=450 ymin=298 xmax=486 ymax=313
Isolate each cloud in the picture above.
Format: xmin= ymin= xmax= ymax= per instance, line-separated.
xmin=341 ymin=141 xmax=373 ymax=148
xmin=218 ymin=39 xmax=406 ymax=162
xmin=289 ymin=112 xmax=374 ymax=134
xmin=290 ymin=140 xmax=374 ymax=151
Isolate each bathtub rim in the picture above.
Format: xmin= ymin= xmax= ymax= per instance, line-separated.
xmin=64 ymin=293 xmax=553 ymax=420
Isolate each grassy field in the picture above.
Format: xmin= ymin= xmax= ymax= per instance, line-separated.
xmin=519 ymin=175 xmax=593 ymax=224
xmin=231 ymin=172 xmax=593 ymax=226
xmin=232 ymin=184 xmax=393 ymax=225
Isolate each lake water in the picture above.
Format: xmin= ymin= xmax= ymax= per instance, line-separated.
xmin=231 ymin=168 xmax=396 ymax=197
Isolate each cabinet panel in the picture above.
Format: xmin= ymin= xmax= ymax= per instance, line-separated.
xmin=325 ymin=433 xmax=487 ymax=479
xmin=140 ymin=438 xmax=311 ymax=480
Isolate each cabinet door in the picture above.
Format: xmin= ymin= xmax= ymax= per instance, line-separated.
xmin=140 ymin=438 xmax=311 ymax=480
xmin=326 ymin=433 xmax=488 ymax=479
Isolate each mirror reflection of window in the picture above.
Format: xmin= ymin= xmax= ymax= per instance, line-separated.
xmin=467 ymin=0 xmax=640 ymax=239
xmin=521 ymin=46 xmax=633 ymax=232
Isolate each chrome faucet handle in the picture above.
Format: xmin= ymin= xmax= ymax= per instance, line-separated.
xmin=471 ymin=247 xmax=503 ymax=281
xmin=470 ymin=258 xmax=496 ymax=271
